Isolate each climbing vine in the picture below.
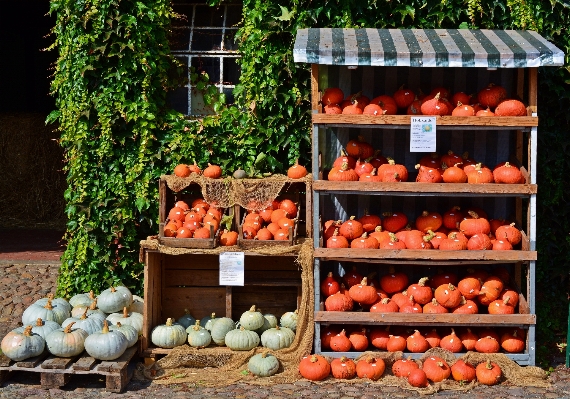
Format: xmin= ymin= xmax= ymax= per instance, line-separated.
xmin=49 ymin=0 xmax=569 ymax=366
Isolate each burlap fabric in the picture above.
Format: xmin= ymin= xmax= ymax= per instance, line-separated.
xmin=161 ymin=173 xmax=312 ymax=212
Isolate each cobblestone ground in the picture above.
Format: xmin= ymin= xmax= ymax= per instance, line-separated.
xmin=2 ymin=263 xmax=570 ymax=398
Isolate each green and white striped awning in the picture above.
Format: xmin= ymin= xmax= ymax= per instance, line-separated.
xmin=293 ymin=28 xmax=564 ymax=68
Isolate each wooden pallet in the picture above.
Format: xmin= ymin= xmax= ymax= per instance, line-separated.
xmin=0 ymin=346 xmax=138 ymax=392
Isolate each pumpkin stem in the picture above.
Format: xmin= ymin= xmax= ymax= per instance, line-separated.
xmin=64 ymin=322 xmax=75 ymax=333
xmin=44 ymin=299 xmax=53 ymax=310
xmin=23 ymin=325 xmax=33 ymax=336
xmin=275 ymin=325 xmax=281 ymax=330
xmin=110 ymin=286 xmax=116 ymax=293
xmin=360 ymin=277 xmax=368 ymax=286
xmin=36 ymin=318 xmax=43 ymax=327
xmin=486 ymin=360 xmax=493 ymax=369
xmin=89 ymin=290 xmax=95 ymax=299
xmin=123 ymin=307 xmax=129 ymax=318
xmin=262 ymin=351 xmax=269 ymax=358
xmin=418 ymin=277 xmax=429 ymax=286
xmin=102 ymin=320 xmax=110 ymax=333
xmin=249 ymin=305 xmax=257 ymax=312
xmin=81 ymin=308 xmax=88 ymax=320
xmin=47 ymin=293 xmax=55 ymax=300
xmin=117 ymin=322 xmax=123 ymax=327
xmin=90 ymin=299 xmax=98 ymax=310
xmin=310 ymin=355 xmax=319 ymax=363
xmin=166 ymin=318 xmax=174 ymax=326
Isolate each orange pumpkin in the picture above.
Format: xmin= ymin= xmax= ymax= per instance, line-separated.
xmin=422 ymin=356 xmax=451 ymax=382
xmin=299 ymin=355 xmax=330 ymax=381
xmin=392 ymin=358 xmax=420 ymax=377
xmin=476 ymin=360 xmax=502 ymax=385
xmin=451 ymin=359 xmax=476 ymax=382
xmin=356 ymin=356 xmax=385 ymax=380
xmin=330 ymin=356 xmax=357 ymax=379
xmin=330 ymin=329 xmax=352 ymax=352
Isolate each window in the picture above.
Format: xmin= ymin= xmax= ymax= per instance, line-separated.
xmin=169 ymin=1 xmax=242 ymax=116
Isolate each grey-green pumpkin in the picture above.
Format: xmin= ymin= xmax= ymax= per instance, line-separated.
xmin=69 ymin=290 xmax=97 ymax=308
xmin=106 ymin=307 xmax=143 ymax=334
xmin=45 ymin=322 xmax=89 ymax=357
xmin=71 ymin=299 xmax=106 ymax=318
xmin=13 ymin=318 xmax=60 ymax=340
xmin=34 ymin=293 xmax=72 ymax=314
xmin=62 ymin=309 xmax=105 ymax=335
xmin=151 ymin=318 xmax=187 ymax=349
xmin=201 ymin=313 xmax=216 ymax=331
xmin=210 ymin=317 xmax=235 ymax=346
xmin=97 ymin=285 xmax=133 ymax=314
xmin=260 ymin=325 xmax=296 ymax=350
xmin=128 ymin=295 xmax=144 ymax=314
xmin=1 ymin=325 xmax=45 ymax=361
xmin=186 ymin=321 xmax=212 ymax=348
xmin=109 ymin=322 xmax=139 ymax=348
xmin=239 ymin=305 xmax=264 ymax=331
xmin=84 ymin=321 xmax=128 ymax=360
xmin=177 ymin=309 xmax=196 ymax=329
xmin=248 ymin=351 xmax=280 ymax=377
xmin=255 ymin=313 xmax=278 ymax=335
xmin=279 ymin=310 xmax=298 ymax=332
xmin=225 ymin=326 xmax=260 ymax=351
xmin=22 ymin=300 xmax=70 ymax=326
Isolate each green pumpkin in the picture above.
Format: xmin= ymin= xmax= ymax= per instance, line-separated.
xmin=34 ymin=293 xmax=72 ymax=314
xmin=45 ymin=322 xmax=89 ymax=357
xmin=255 ymin=313 xmax=278 ymax=335
xmin=97 ymin=285 xmax=133 ymax=313
xmin=109 ymin=322 xmax=139 ymax=348
xmin=239 ymin=305 xmax=265 ymax=331
xmin=71 ymin=299 xmax=106 ymax=318
xmin=225 ymin=326 xmax=260 ymax=351
xmin=201 ymin=313 xmax=216 ymax=331
xmin=128 ymin=295 xmax=144 ymax=314
xmin=69 ymin=290 xmax=97 ymax=308
xmin=151 ymin=318 xmax=187 ymax=349
xmin=62 ymin=309 xmax=105 ymax=335
xmin=84 ymin=321 xmax=128 ymax=360
xmin=14 ymin=318 xmax=59 ymax=340
xmin=1 ymin=325 xmax=45 ymax=361
xmin=22 ymin=300 xmax=70 ymax=326
xmin=279 ymin=310 xmax=298 ymax=332
xmin=210 ymin=317 xmax=235 ymax=346
xmin=177 ymin=309 xmax=196 ymax=329
xmin=106 ymin=307 xmax=143 ymax=334
xmin=260 ymin=325 xmax=296 ymax=350
xmin=248 ymin=352 xmax=280 ymax=377
xmin=186 ymin=321 xmax=212 ymax=348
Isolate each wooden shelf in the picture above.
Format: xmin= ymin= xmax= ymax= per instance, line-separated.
xmin=312 ymin=114 xmax=537 ymax=128
xmin=313 ymin=248 xmax=537 ymax=262
xmin=313 ymin=181 xmax=537 ymax=197
xmin=315 ymin=311 xmax=536 ymax=325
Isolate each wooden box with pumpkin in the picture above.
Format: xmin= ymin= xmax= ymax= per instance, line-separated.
xmin=293 ymin=28 xmax=564 ymax=365
xmin=140 ymin=249 xmax=303 ymax=357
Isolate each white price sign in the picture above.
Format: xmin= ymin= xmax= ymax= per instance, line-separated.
xmin=410 ymin=116 xmax=437 ymax=152
xmin=219 ymin=252 xmax=245 ymax=286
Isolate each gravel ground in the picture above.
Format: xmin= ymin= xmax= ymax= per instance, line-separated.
xmin=2 ymin=262 xmax=570 ymax=398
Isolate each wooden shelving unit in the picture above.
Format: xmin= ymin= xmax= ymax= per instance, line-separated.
xmin=293 ymin=27 xmax=564 ymax=366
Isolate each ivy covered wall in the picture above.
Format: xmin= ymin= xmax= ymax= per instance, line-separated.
xmin=48 ymin=0 xmax=569 ymax=365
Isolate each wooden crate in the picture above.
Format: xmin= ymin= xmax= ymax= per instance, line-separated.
xmin=0 ymin=346 xmax=138 ymax=392
xmin=141 ymin=249 xmax=302 ymax=357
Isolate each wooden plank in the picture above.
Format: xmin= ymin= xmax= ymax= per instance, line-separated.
xmin=226 ymin=286 xmax=232 ymax=319
xmin=142 ymin=251 xmax=162 ymax=354
xmin=163 ymin=287 xmax=226 ymax=321
xmin=13 ymin=351 xmax=49 ymax=368
xmin=314 ymin=311 xmax=536 ymax=325
xmin=311 ymin=64 xmax=320 ymax=113
xmin=73 ymin=355 xmax=97 ymax=371
xmin=41 ymin=372 xmax=70 ymax=388
xmin=159 ymin=223 xmax=218 ymax=249
xmin=528 ymin=68 xmax=538 ymax=110
xmin=312 ymin=181 xmax=537 ymax=195
xmin=97 ymin=347 xmax=137 ymax=373
xmin=314 ymin=248 xmax=537 ymax=261
xmin=519 ymin=293 xmax=530 ymax=314
xmin=41 ymin=356 xmax=77 ymax=370
xmin=312 ymin=114 xmax=538 ymax=127
xmin=245 ymin=278 xmax=301 ymax=287
xmin=165 ymin=269 xmax=219 ymax=287
xmin=159 ymin=179 xmax=167 ymax=225
xmin=163 ymin=253 xmax=300 ymax=271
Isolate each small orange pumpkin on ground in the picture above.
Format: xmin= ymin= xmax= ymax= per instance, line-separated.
xmin=330 ymin=356 xmax=357 ymax=379
xmin=299 ymin=354 xmax=330 ymax=381
xmin=356 ymin=356 xmax=385 ymax=380
xmin=476 ymin=360 xmax=502 ymax=385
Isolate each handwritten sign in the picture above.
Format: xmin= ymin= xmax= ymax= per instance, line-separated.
xmin=410 ymin=116 xmax=437 ymax=152
xmin=219 ymin=252 xmax=245 ymax=286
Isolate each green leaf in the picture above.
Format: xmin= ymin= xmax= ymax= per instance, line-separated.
xmin=275 ymin=5 xmax=294 ymax=21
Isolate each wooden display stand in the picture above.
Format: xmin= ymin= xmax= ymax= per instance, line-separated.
xmin=293 ymin=28 xmax=564 ymax=366
xmin=141 ymin=247 xmax=303 ymax=357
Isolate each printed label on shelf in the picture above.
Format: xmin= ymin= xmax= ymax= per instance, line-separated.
xmin=219 ymin=252 xmax=245 ymax=286
xmin=410 ymin=116 xmax=437 ymax=152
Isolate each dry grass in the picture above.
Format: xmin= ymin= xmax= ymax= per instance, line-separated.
xmin=0 ymin=113 xmax=66 ymax=229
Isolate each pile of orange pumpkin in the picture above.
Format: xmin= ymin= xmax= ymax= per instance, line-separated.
xmin=322 ymin=83 xmax=527 ymax=117
xmin=322 ymin=266 xmax=521 ymax=316
xmin=324 ymin=206 xmax=522 ymax=251
xmin=173 ymin=162 xmax=223 ymax=179
xmin=241 ymin=199 xmax=299 ymax=241
xmin=329 ymin=137 xmax=525 ymax=184
xmin=163 ymin=198 xmax=239 ymax=245
xmin=299 ymin=353 xmax=503 ymax=386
